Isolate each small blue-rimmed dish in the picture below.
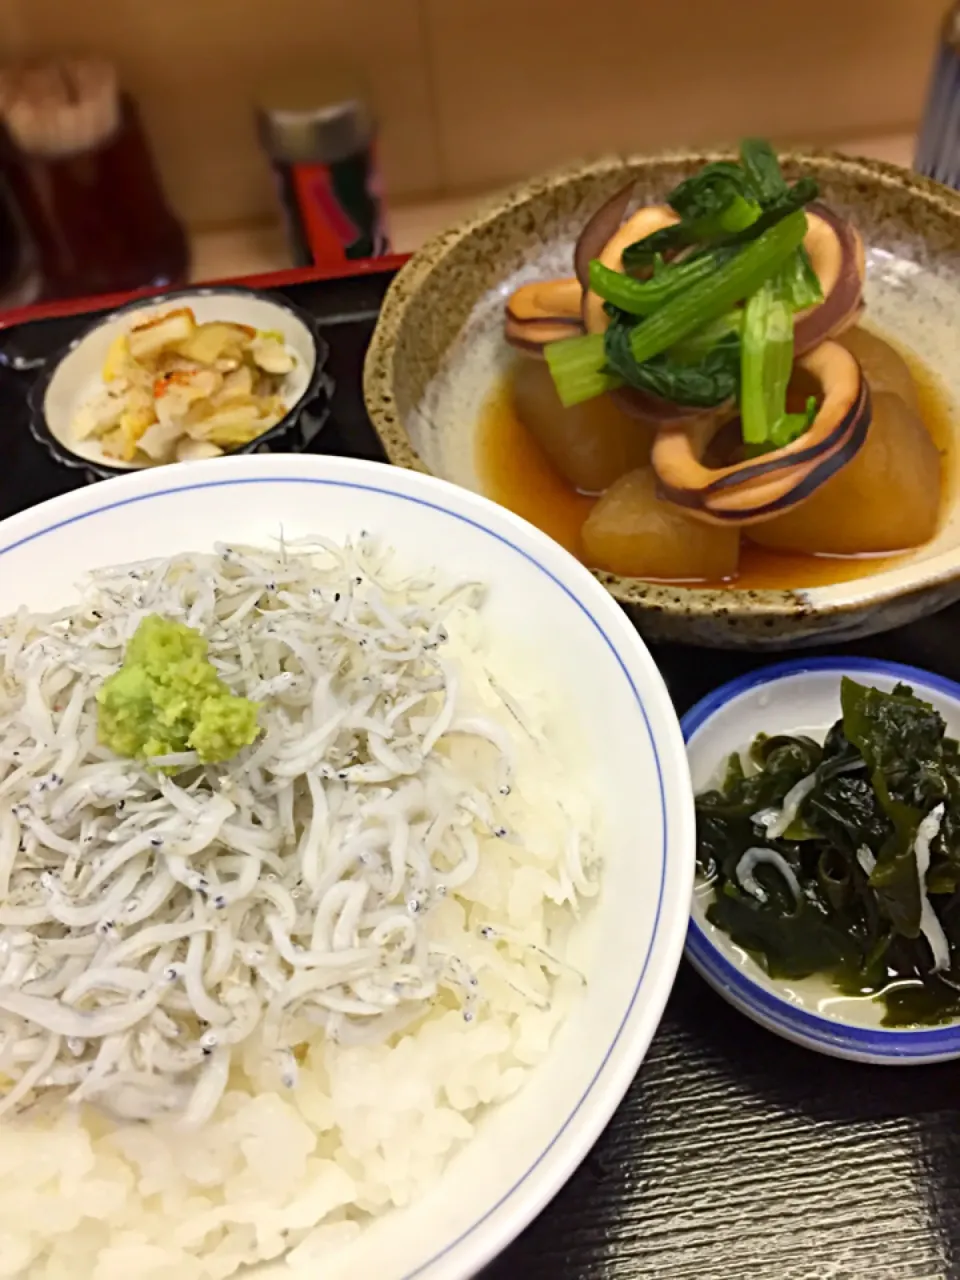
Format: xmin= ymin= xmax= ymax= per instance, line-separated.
xmin=24 ymin=285 xmax=332 ymax=481
xmin=683 ymin=656 xmax=960 ymax=1065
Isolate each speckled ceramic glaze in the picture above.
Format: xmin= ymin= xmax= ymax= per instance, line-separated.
xmin=363 ymin=152 xmax=960 ymax=649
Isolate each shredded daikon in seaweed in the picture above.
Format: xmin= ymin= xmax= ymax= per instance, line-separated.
xmin=752 ymin=773 xmax=817 ymax=840
xmin=0 ymin=537 xmax=597 ymax=1125
xmin=914 ymin=802 xmax=949 ymax=973
xmin=735 ymin=846 xmax=802 ymax=907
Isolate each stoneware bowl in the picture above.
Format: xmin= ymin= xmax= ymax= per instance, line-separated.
xmin=363 ymin=151 xmax=960 ymax=650
xmin=26 ymin=286 xmax=331 ymax=481
xmin=683 ymin=656 xmax=960 ymax=1065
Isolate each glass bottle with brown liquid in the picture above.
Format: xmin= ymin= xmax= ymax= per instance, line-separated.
xmin=0 ymin=60 xmax=187 ymax=300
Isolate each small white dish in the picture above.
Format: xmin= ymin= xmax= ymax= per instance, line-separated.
xmin=27 ymin=286 xmax=330 ymax=478
xmin=0 ymin=453 xmax=695 ymax=1280
xmin=683 ymin=656 xmax=960 ymax=1065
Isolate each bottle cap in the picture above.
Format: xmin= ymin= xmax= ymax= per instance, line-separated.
xmin=256 ymin=68 xmax=375 ymax=165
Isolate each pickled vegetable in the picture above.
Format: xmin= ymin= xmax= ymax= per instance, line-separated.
xmin=582 ymin=468 xmax=740 ymax=580
xmin=511 ymin=359 xmax=652 ymax=493
xmin=749 ymin=391 xmax=941 ymax=555
xmin=837 ymin=327 xmax=920 ymax=413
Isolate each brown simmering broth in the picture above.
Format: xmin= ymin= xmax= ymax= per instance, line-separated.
xmin=476 ymin=331 xmax=955 ymax=588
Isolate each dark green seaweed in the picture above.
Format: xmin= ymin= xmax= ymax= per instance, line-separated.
xmin=696 ymin=678 xmax=960 ymax=1026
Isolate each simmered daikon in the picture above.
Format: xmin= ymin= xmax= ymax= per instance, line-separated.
xmin=582 ymin=467 xmax=739 ymax=580
xmin=749 ymin=392 xmax=941 ymax=555
xmin=837 ymin=327 xmax=920 ymax=413
xmin=512 ymin=360 xmax=652 ymax=493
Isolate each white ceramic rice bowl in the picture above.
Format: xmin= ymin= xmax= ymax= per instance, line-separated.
xmin=0 ymin=454 xmax=694 ymax=1280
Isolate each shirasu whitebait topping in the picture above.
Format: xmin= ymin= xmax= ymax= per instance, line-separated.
xmin=0 ymin=538 xmax=598 ymax=1124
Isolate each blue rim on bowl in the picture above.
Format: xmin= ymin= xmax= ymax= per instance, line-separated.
xmin=682 ymin=656 xmax=960 ymax=1065
xmin=26 ymin=285 xmax=333 ymax=481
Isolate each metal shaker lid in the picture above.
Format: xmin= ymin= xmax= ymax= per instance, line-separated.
xmin=256 ymin=68 xmax=375 ymax=165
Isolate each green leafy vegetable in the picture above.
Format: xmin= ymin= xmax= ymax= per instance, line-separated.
xmin=739 ymin=138 xmax=823 ymax=311
xmin=626 ymin=210 xmax=807 ymax=367
xmin=604 ymin=315 xmax=739 ymax=407
xmin=621 ymin=173 xmax=817 ymax=274
xmin=695 ymin=679 xmax=960 ymax=1026
xmin=615 ymin=163 xmax=759 ymax=273
xmin=739 ymin=137 xmax=790 ymax=204
xmin=669 ymin=311 xmax=743 ymax=365
xmin=618 ymin=224 xmax=697 ymax=275
xmin=549 ymin=207 xmax=808 ymax=410
xmin=544 ymin=332 xmax=623 ymax=408
xmin=781 ymin=249 xmax=824 ymax=312
xmin=668 ymin=160 xmax=755 ymax=219
xmin=666 ymin=160 xmax=761 ymax=241
xmin=704 ymin=178 xmax=819 ymax=252
xmin=739 ymin=268 xmax=795 ymax=447
xmin=545 ymin=306 xmax=744 ymax=411
xmin=588 ymin=249 xmax=738 ymax=317
xmin=544 ymin=138 xmax=828 ymax=452
xmin=768 ymin=396 xmax=817 ymax=450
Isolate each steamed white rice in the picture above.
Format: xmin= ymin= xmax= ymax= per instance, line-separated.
xmin=0 ymin=539 xmax=597 ymax=1278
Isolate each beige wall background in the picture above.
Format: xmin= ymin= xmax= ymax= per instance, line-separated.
xmin=0 ymin=0 xmax=946 ymax=229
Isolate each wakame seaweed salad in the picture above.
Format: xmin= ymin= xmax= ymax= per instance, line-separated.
xmin=696 ymin=677 xmax=960 ymax=1026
